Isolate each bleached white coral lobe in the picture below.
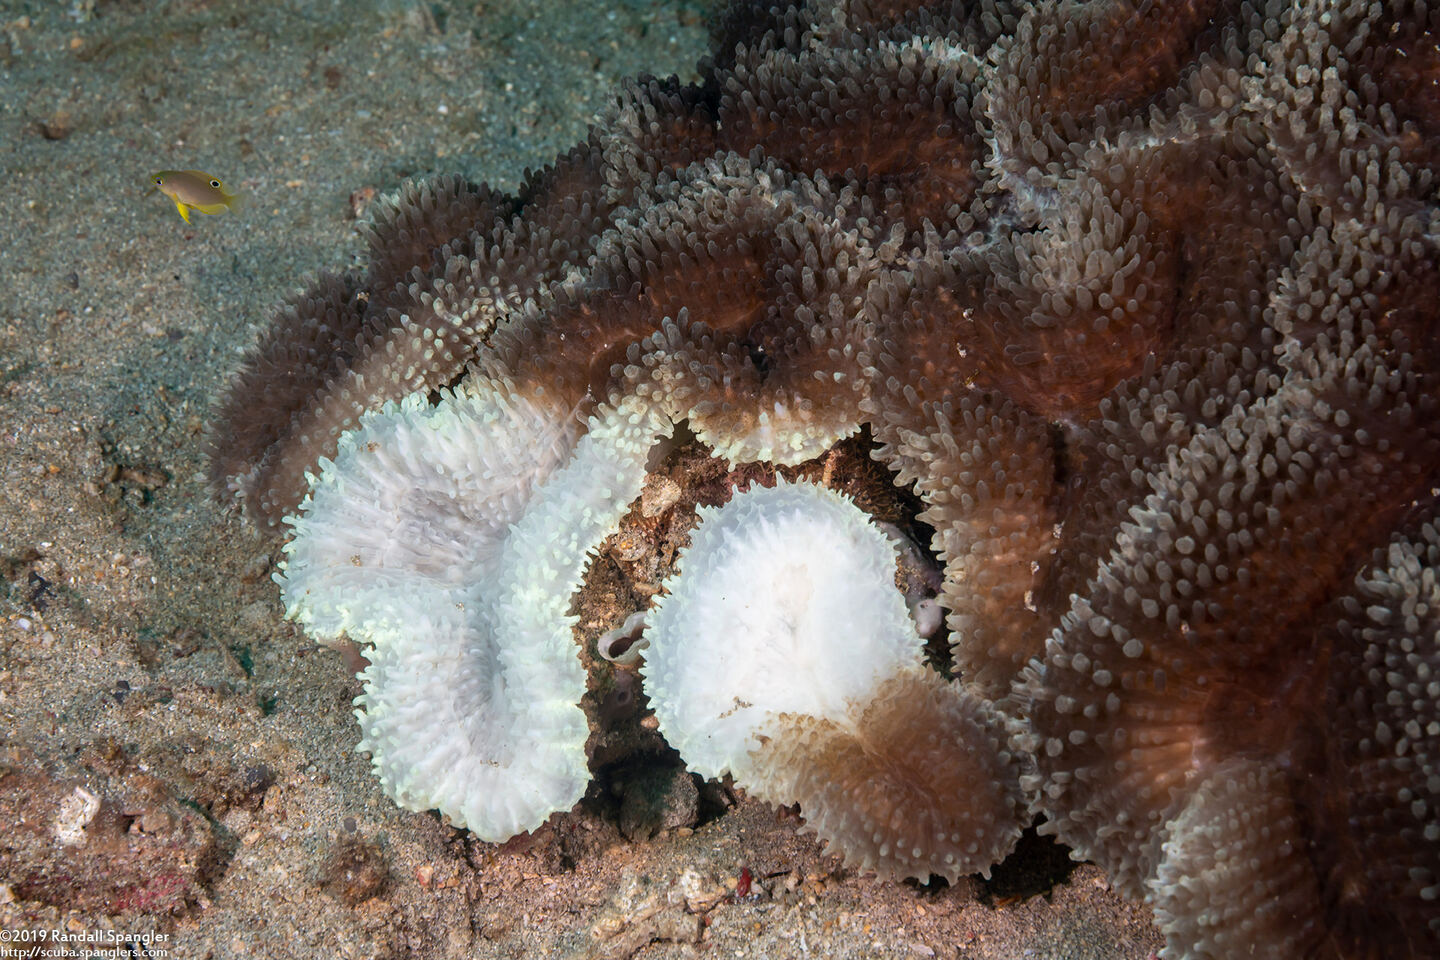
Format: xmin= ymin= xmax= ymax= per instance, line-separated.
xmin=279 ymin=384 xmax=579 ymax=635
xmin=642 ymin=481 xmax=918 ymax=781
xmin=642 ymin=481 xmax=1030 ymax=880
xmin=278 ymin=383 xmax=669 ymax=840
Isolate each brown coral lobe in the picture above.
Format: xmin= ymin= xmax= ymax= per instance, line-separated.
xmin=210 ymin=0 xmax=1440 ymax=956
xmin=749 ymin=667 xmax=1030 ymax=883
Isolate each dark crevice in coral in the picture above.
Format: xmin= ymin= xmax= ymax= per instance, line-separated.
xmin=976 ymin=824 xmax=1077 ymax=906
xmin=585 ymin=747 xmax=712 ymax=841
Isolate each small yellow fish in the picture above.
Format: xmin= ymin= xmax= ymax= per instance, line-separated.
xmin=149 ymin=170 xmax=241 ymax=223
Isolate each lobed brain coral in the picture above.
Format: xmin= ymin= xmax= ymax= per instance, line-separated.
xmin=209 ymin=1 xmax=1440 ymax=957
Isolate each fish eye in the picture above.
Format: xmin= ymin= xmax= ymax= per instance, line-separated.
xmin=209 ymin=179 xmax=221 ymax=188
xmin=153 ymin=176 xmax=163 ymax=184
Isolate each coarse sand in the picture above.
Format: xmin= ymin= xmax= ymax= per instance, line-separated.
xmin=0 ymin=2 xmax=1163 ymax=957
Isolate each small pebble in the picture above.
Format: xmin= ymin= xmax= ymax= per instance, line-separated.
xmin=318 ymin=835 xmax=388 ymax=905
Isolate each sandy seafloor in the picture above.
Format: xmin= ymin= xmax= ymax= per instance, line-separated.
xmin=0 ymin=1 xmax=1163 ymax=957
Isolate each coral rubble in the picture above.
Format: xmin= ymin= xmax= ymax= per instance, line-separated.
xmin=210 ymin=1 xmax=1440 ymax=956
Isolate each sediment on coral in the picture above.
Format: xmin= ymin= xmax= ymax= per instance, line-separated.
xmin=210 ymin=0 xmax=1440 ymax=955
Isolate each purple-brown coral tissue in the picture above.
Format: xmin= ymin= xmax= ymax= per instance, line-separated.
xmin=209 ymin=1 xmax=1440 ymax=958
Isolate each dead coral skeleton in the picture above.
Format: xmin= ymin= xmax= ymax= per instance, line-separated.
xmin=210 ymin=1 xmax=1440 ymax=957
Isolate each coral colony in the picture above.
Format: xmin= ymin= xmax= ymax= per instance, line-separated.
xmin=208 ymin=1 xmax=1439 ymax=957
